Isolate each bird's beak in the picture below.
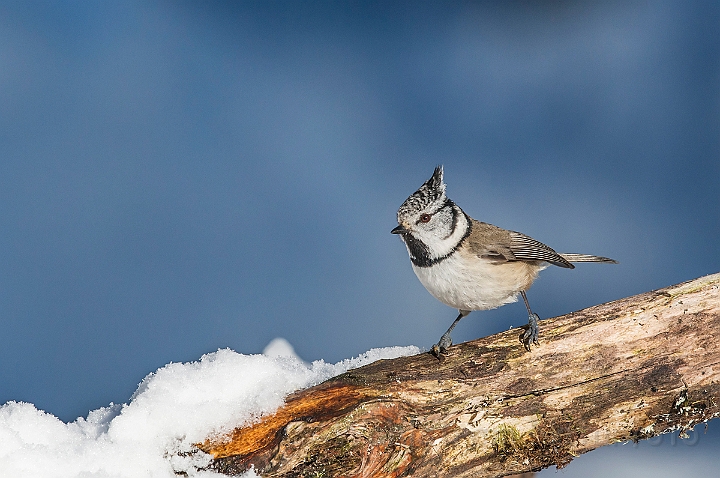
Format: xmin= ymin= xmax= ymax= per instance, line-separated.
xmin=391 ymin=225 xmax=407 ymax=234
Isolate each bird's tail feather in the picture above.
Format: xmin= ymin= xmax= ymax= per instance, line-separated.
xmin=560 ymin=253 xmax=617 ymax=264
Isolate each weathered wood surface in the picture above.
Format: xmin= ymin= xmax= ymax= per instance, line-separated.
xmin=200 ymin=273 xmax=720 ymax=477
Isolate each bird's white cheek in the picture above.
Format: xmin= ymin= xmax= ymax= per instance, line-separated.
xmin=416 ymin=216 xmax=469 ymax=259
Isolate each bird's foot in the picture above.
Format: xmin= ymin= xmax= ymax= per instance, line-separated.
xmin=520 ymin=313 xmax=540 ymax=351
xmin=431 ymin=333 xmax=453 ymax=357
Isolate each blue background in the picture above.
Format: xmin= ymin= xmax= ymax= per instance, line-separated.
xmin=1 ymin=1 xmax=718 ymax=475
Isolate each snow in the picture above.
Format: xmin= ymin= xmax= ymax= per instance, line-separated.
xmin=262 ymin=337 xmax=302 ymax=360
xmin=0 ymin=342 xmax=421 ymax=478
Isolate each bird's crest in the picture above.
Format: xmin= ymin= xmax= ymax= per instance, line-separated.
xmin=397 ymin=166 xmax=447 ymax=221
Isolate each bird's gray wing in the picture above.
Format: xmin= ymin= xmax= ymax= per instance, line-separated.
xmin=467 ymin=221 xmax=517 ymax=263
xmin=506 ymin=231 xmax=574 ymax=268
xmin=467 ymin=221 xmax=573 ymax=268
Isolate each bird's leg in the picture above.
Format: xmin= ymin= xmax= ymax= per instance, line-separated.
xmin=431 ymin=310 xmax=470 ymax=356
xmin=520 ymin=290 xmax=540 ymax=350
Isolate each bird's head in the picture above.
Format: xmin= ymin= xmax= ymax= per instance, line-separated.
xmin=392 ymin=166 xmax=468 ymax=266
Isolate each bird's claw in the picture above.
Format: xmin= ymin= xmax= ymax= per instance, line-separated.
xmin=521 ymin=313 xmax=540 ymax=351
xmin=431 ymin=334 xmax=453 ymax=357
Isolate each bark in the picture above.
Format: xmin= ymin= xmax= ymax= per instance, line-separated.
xmin=199 ymin=273 xmax=720 ymax=477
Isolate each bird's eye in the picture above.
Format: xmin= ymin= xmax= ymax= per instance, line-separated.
xmin=420 ymin=213 xmax=432 ymax=223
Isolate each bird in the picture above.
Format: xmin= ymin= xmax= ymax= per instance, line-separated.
xmin=391 ymin=166 xmax=616 ymax=356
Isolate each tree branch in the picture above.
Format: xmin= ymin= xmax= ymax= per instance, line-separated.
xmin=199 ymin=273 xmax=720 ymax=477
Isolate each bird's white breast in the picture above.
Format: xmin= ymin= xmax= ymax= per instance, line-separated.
xmin=411 ymin=250 xmax=545 ymax=311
